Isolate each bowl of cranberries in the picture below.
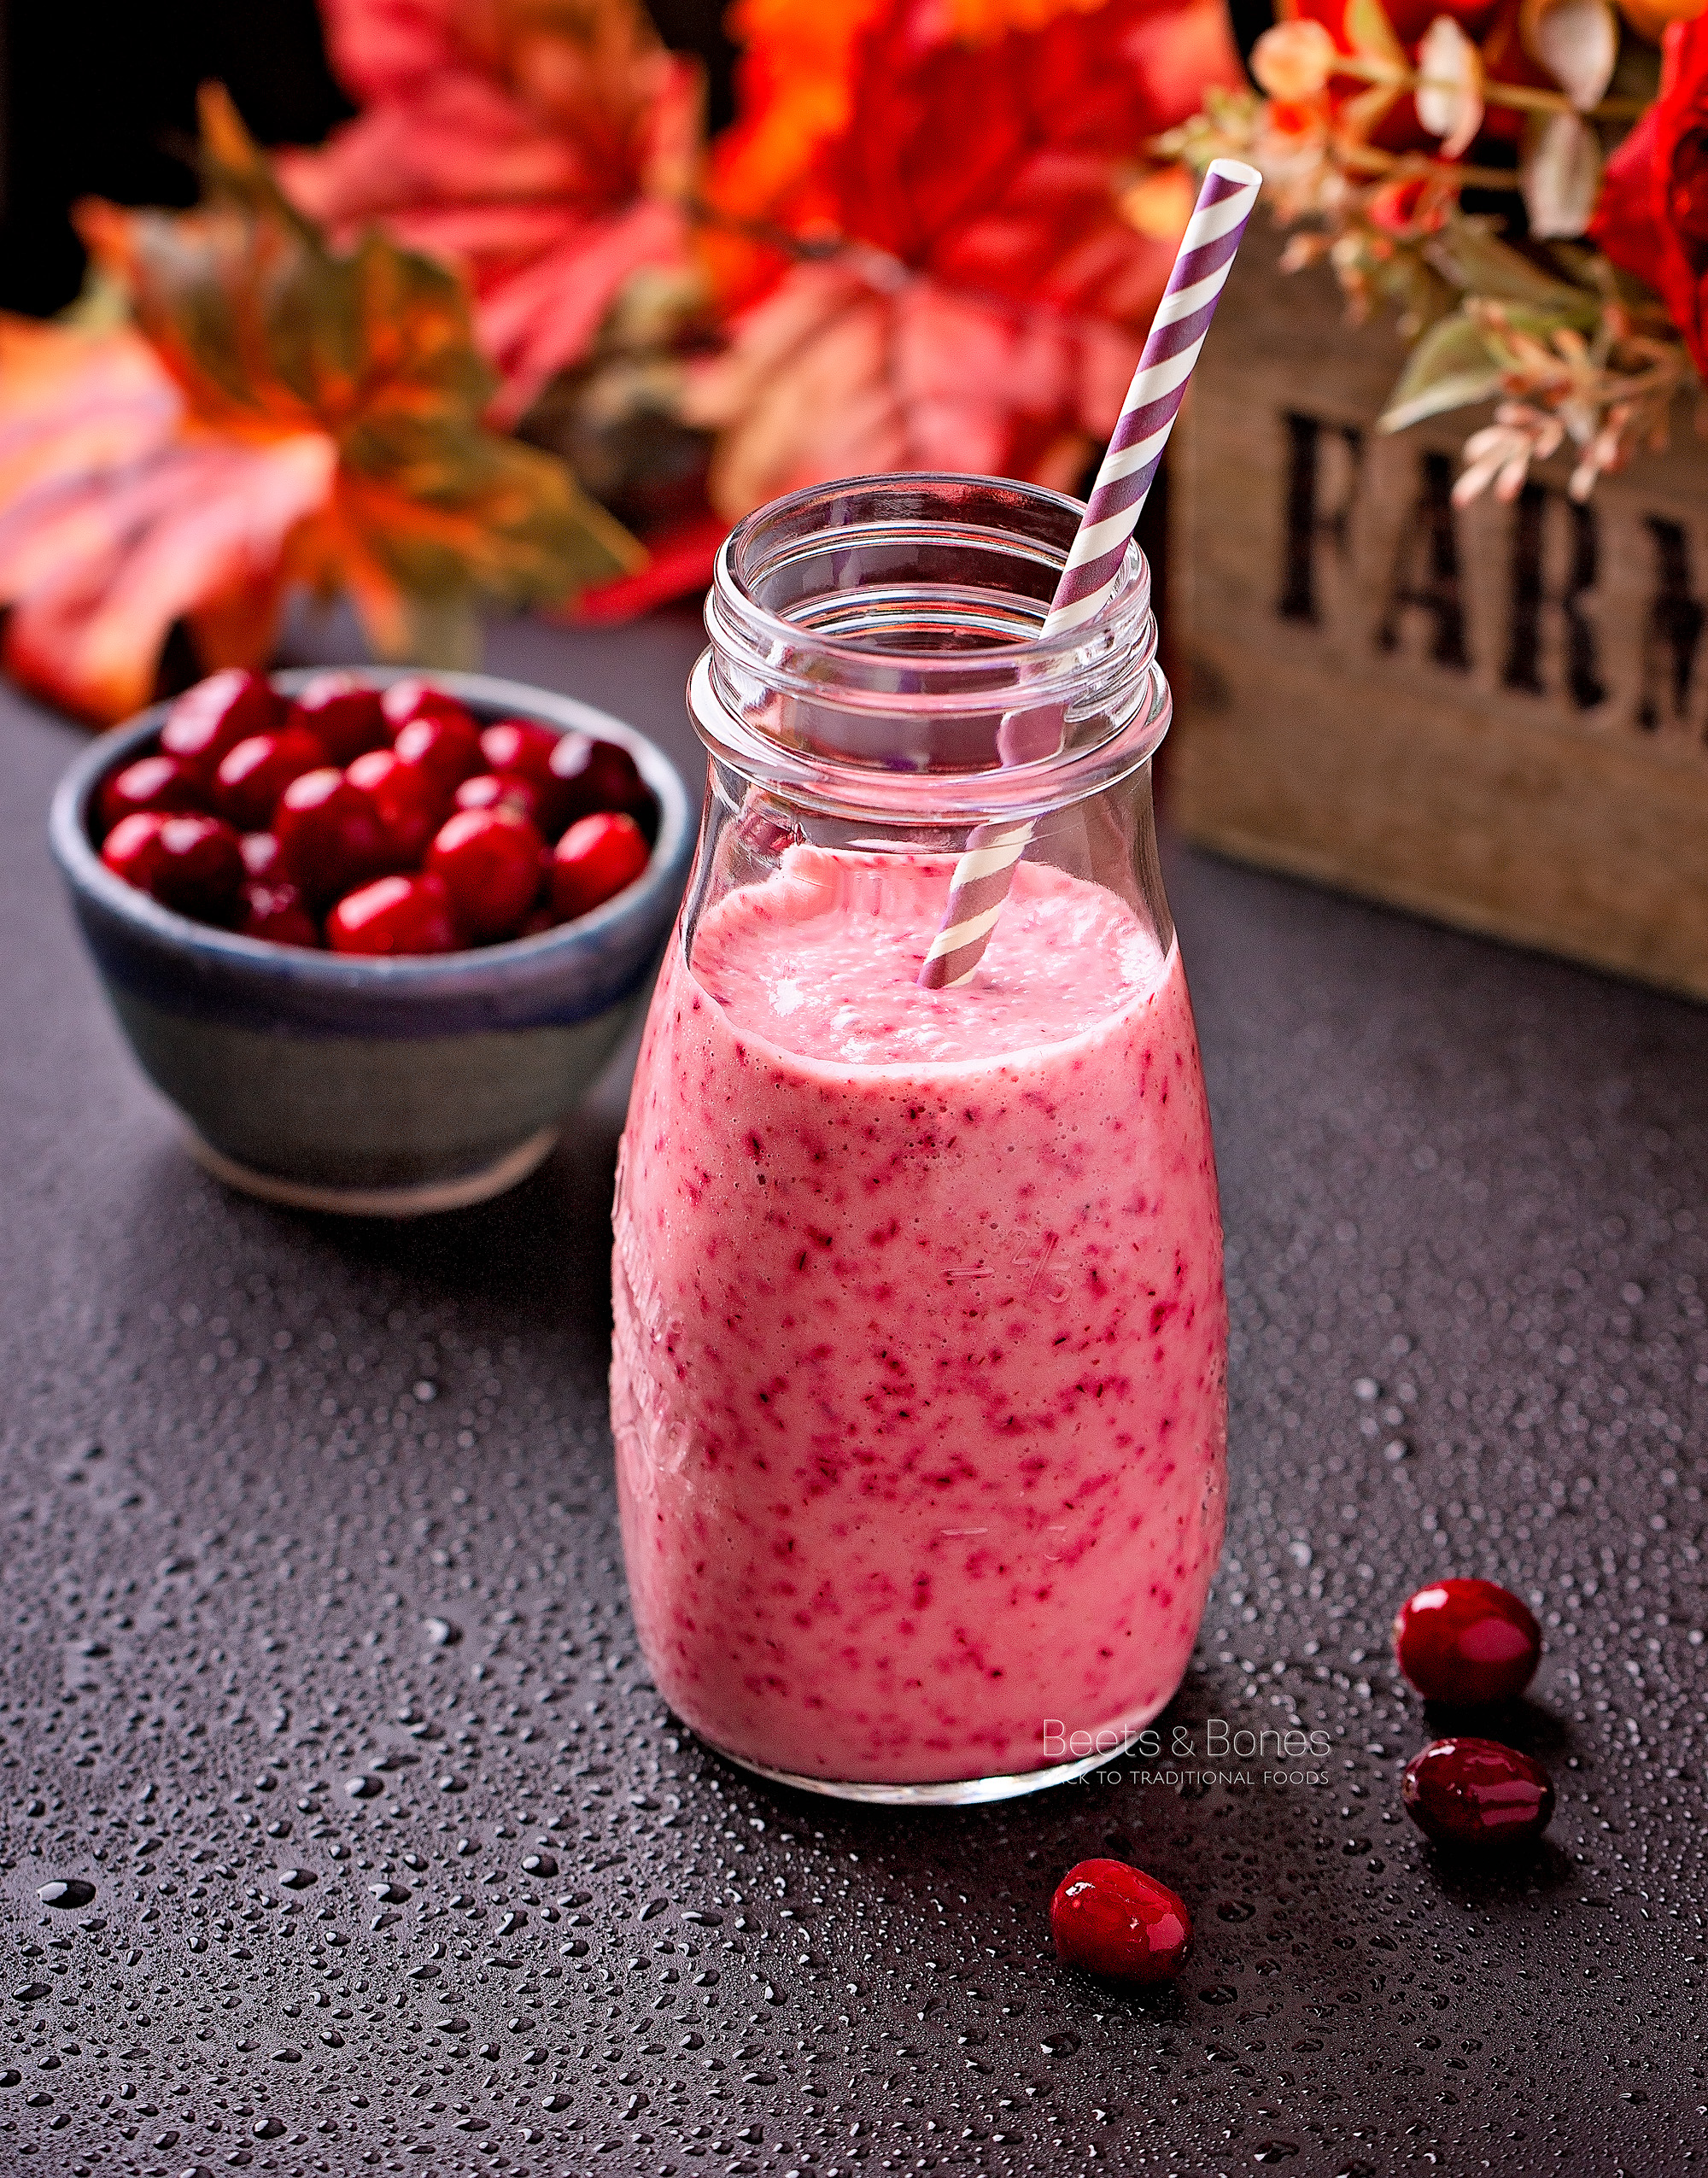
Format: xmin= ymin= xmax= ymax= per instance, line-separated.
xmin=50 ymin=667 xmax=693 ymax=1213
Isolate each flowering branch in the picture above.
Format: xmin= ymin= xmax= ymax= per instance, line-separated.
xmin=1155 ymin=0 xmax=1705 ymax=508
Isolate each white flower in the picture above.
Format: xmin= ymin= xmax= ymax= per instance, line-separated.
xmin=1454 ymin=404 xmax=1565 ymax=505
xmin=1415 ymin=17 xmax=1485 ymax=161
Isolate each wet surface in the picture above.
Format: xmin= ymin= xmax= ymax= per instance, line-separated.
xmin=1 ymin=612 xmax=1704 ymax=2176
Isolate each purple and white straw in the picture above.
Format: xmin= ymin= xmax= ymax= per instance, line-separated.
xmin=918 ymin=157 xmax=1261 ymax=991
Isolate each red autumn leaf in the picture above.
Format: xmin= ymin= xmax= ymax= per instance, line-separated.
xmin=278 ymin=0 xmax=704 ymax=425
xmin=0 ymin=322 xmax=336 ymax=723
xmin=687 ymin=0 xmax=1244 ymax=518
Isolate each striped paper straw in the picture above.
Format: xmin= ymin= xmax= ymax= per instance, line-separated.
xmin=918 ymin=156 xmax=1261 ymax=990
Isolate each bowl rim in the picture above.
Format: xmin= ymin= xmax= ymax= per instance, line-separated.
xmin=50 ymin=666 xmax=694 ymax=991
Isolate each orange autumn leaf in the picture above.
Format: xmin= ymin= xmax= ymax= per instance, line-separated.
xmin=698 ymin=0 xmax=883 ymax=307
xmin=687 ymin=0 xmax=1244 ymax=516
xmin=0 ymin=87 xmax=639 ymax=724
xmin=278 ymin=0 xmax=704 ymax=425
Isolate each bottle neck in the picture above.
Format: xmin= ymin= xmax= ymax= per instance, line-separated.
xmin=695 ymin=472 xmax=1168 ymax=828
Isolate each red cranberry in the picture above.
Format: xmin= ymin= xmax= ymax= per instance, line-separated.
xmin=1394 ymin=1579 xmax=1541 ymax=1707
xmin=327 ymin=872 xmax=459 ymax=957
xmin=275 ymin=769 xmax=389 ymax=906
xmin=237 ymin=881 xmax=320 ymax=948
xmin=552 ymin=811 xmax=649 ymax=922
xmin=213 ymin=727 xmax=328 ymax=832
xmin=146 ymin=813 xmax=246 ymax=921
xmin=479 ymin=718 xmax=560 ymax=788
xmin=517 ymin=905 xmax=559 ymax=938
xmin=346 ymin=747 xmax=449 ymax=870
xmin=159 ymin=670 xmax=284 ymax=780
xmin=102 ymin=812 xmax=172 ymax=894
xmin=453 ymin=771 xmax=546 ymax=828
xmin=1401 ymin=1736 xmax=1555 ymax=1849
xmin=240 ymin=831 xmax=282 ymax=879
xmin=425 ymin=807 xmax=544 ymax=943
xmin=393 ymin=713 xmax=484 ymax=794
xmin=380 ymin=676 xmax=477 ymax=737
xmin=548 ymin=731 xmax=657 ymax=839
xmin=287 ymin=673 xmax=388 ymax=765
xmin=1050 ymin=1859 xmax=1191 ymax=1984
xmin=97 ymin=752 xmax=202 ymax=836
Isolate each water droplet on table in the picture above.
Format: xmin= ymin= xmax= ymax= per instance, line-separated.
xmin=36 ymin=1880 xmax=95 ymax=1908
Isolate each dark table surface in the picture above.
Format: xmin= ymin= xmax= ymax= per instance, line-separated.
xmin=2 ymin=608 xmax=1704 ymax=2178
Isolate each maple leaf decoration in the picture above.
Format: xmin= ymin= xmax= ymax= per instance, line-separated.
xmin=278 ymin=0 xmax=704 ymax=426
xmin=0 ymin=86 xmax=639 ymax=726
xmin=687 ymin=0 xmax=1244 ymax=518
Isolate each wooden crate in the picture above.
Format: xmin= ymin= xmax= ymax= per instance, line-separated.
xmin=1167 ymin=225 xmax=1708 ymax=1002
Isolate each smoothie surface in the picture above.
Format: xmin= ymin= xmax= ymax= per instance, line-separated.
xmin=689 ymin=845 xmax=1161 ymax=1067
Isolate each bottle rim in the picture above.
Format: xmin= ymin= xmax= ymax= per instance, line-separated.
xmin=711 ymin=470 xmax=1153 ymax=675
xmin=696 ymin=471 xmax=1169 ymax=823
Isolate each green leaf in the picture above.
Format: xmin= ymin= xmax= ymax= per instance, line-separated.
xmin=1343 ymin=0 xmax=1409 ymax=67
xmin=1424 ymin=215 xmax=1596 ymax=313
xmin=1378 ymin=312 xmax=1504 ymax=433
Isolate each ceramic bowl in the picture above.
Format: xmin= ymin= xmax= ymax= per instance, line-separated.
xmin=50 ymin=668 xmax=694 ymax=1215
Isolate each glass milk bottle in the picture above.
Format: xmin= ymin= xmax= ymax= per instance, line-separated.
xmin=611 ymin=472 xmax=1226 ymax=1803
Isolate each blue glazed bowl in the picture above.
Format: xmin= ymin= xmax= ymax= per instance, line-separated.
xmin=50 ymin=668 xmax=695 ymax=1215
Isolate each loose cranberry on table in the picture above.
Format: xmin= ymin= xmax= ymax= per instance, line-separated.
xmin=327 ymin=872 xmax=459 ymax=957
xmin=213 ymin=727 xmax=328 ymax=832
xmin=1050 ymin=1859 xmax=1192 ymax=1984
xmin=453 ymin=770 xmax=546 ymax=828
xmin=549 ymin=730 xmax=657 ymax=838
xmin=1393 ymin=1579 xmax=1541 ymax=1706
xmin=393 ymin=712 xmax=484 ymax=795
xmin=552 ymin=811 xmax=649 ymax=922
xmin=237 ymin=881 xmax=319 ymax=949
xmin=346 ymin=747 xmax=447 ymax=870
xmin=275 ymin=769 xmax=389 ymax=906
xmin=104 ymin=811 xmax=244 ymax=921
xmin=425 ymin=807 xmax=545 ymax=944
xmin=159 ymin=669 xmax=284 ymax=780
xmin=98 ymin=752 xmax=202 ymax=835
xmin=1401 ymin=1736 xmax=1555 ymax=1849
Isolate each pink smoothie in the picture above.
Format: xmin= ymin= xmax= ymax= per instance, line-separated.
xmin=611 ymin=846 xmax=1226 ymax=1786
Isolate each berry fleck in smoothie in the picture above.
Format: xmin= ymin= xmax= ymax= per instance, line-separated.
xmin=612 ymin=846 xmax=1225 ymax=1787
